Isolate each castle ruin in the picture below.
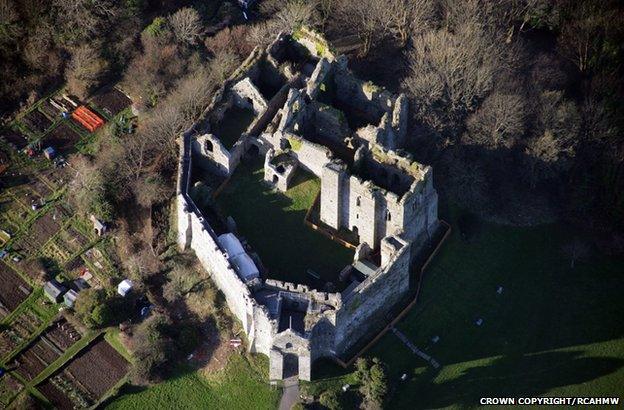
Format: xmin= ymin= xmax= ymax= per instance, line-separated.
xmin=176 ymin=28 xmax=439 ymax=381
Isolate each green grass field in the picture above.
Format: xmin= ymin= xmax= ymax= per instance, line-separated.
xmin=104 ymin=353 xmax=280 ymax=410
xmin=306 ymin=208 xmax=624 ymax=408
xmin=216 ymin=159 xmax=353 ymax=288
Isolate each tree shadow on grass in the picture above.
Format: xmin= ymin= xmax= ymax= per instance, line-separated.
xmin=395 ymin=350 xmax=624 ymax=409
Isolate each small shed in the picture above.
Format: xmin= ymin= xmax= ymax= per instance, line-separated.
xmin=44 ymin=280 xmax=67 ymax=303
xmin=64 ymin=289 xmax=78 ymax=307
xmin=117 ymin=279 xmax=133 ymax=297
xmin=43 ymin=147 xmax=56 ymax=160
xmin=90 ymin=215 xmax=107 ymax=236
xmin=72 ymin=278 xmax=90 ymax=291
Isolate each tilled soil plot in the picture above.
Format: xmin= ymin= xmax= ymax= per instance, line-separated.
xmin=14 ymin=211 xmax=62 ymax=256
xmin=14 ymin=337 xmax=62 ymax=381
xmin=44 ymin=123 xmax=82 ymax=154
xmin=44 ymin=318 xmax=81 ymax=351
xmin=0 ymin=261 xmax=31 ymax=313
xmin=37 ymin=380 xmax=74 ymax=410
xmin=0 ymin=309 xmax=42 ymax=357
xmin=91 ymin=88 xmax=131 ymax=117
xmin=39 ymin=100 xmax=63 ymax=121
xmin=57 ymin=227 xmax=90 ymax=255
xmin=0 ymin=374 xmax=23 ymax=406
xmin=22 ymin=110 xmax=53 ymax=136
xmin=31 ymin=177 xmax=53 ymax=198
xmin=1 ymin=131 xmax=28 ymax=150
xmin=64 ymin=339 xmax=129 ymax=399
xmin=40 ymin=168 xmax=73 ymax=190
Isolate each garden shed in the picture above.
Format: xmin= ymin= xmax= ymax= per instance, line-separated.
xmin=44 ymin=280 xmax=67 ymax=303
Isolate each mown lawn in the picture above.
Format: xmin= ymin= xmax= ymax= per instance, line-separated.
xmin=216 ymin=158 xmax=353 ymax=288
xmin=305 ymin=207 xmax=624 ymax=408
xmin=104 ymin=353 xmax=280 ymax=410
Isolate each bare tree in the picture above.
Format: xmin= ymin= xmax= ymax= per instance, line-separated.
xmin=204 ymin=25 xmax=254 ymax=59
xmin=52 ymin=0 xmax=117 ymax=43
xmin=68 ymin=154 xmax=114 ymax=221
xmin=169 ymin=7 xmax=204 ymax=45
xmin=386 ymin=0 xmax=436 ymax=46
xmin=558 ymin=1 xmax=611 ymax=74
xmin=333 ymin=0 xmax=393 ymax=56
xmin=66 ymin=44 xmax=109 ymax=99
xmin=465 ymin=92 xmax=527 ymax=148
xmin=0 ymin=0 xmax=21 ymax=50
xmin=169 ymin=7 xmax=203 ymax=46
xmin=254 ymin=0 xmax=319 ymax=46
xmin=403 ymin=15 xmax=507 ymax=140
xmin=274 ymin=0 xmax=319 ymax=31
xmin=522 ymin=91 xmax=580 ymax=187
xmin=22 ymin=22 xmax=63 ymax=73
xmin=134 ymin=174 xmax=170 ymax=210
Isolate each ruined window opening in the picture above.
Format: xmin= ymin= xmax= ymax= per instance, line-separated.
xmin=356 ymin=214 xmax=359 ymax=219
xmin=379 ymin=168 xmax=388 ymax=181
xmin=285 ymin=342 xmax=293 ymax=349
xmin=387 ymin=211 xmax=392 ymax=221
xmin=276 ymin=165 xmax=285 ymax=174
xmin=356 ymin=196 xmax=361 ymax=206
xmin=272 ymin=175 xmax=279 ymax=184
xmin=204 ymin=140 xmax=213 ymax=153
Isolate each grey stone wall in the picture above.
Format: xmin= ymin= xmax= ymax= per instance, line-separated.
xmin=334 ymin=235 xmax=411 ymax=352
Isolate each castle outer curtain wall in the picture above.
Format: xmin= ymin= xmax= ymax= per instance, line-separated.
xmin=175 ymin=28 xmax=440 ymax=382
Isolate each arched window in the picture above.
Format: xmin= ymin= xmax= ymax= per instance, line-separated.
xmin=204 ymin=140 xmax=213 ymax=153
xmin=356 ymin=196 xmax=361 ymax=207
xmin=387 ymin=211 xmax=392 ymax=221
xmin=272 ymin=175 xmax=279 ymax=183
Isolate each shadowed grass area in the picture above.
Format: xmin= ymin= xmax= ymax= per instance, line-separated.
xmin=303 ymin=206 xmax=624 ymax=408
xmin=104 ymin=353 xmax=279 ymax=410
xmin=216 ymin=158 xmax=353 ymax=289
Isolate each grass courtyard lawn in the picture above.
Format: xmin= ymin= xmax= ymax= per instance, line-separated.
xmin=216 ymin=159 xmax=354 ymax=288
xmin=104 ymin=353 xmax=280 ymax=410
xmin=305 ymin=207 xmax=624 ymax=408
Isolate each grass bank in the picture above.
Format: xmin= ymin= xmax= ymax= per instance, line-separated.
xmin=305 ymin=207 xmax=624 ymax=407
xmin=104 ymin=353 xmax=280 ymax=410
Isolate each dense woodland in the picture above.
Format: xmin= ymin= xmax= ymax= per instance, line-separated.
xmin=2 ymin=0 xmax=622 ymax=238
xmin=1 ymin=0 xmax=623 ymax=393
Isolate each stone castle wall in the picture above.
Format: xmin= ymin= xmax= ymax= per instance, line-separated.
xmin=176 ymin=29 xmax=440 ymax=382
xmin=334 ymin=236 xmax=412 ymax=352
xmin=177 ymin=125 xmax=275 ymax=357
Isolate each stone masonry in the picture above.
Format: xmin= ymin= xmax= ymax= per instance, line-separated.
xmin=176 ymin=27 xmax=439 ymax=382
